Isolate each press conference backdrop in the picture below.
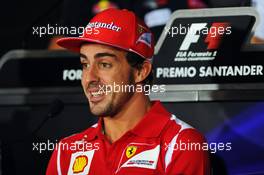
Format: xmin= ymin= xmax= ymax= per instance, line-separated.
xmin=151 ymin=7 xmax=264 ymax=175
xmin=0 ymin=7 xmax=264 ymax=175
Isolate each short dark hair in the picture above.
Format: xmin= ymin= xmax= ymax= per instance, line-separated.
xmin=125 ymin=52 xmax=153 ymax=85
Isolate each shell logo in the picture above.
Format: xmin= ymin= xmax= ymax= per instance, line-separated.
xmin=72 ymin=155 xmax=88 ymax=173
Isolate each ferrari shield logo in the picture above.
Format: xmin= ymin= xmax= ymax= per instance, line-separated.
xmin=126 ymin=146 xmax=137 ymax=158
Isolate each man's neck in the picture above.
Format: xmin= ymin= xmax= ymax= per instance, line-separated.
xmin=103 ymin=93 xmax=151 ymax=143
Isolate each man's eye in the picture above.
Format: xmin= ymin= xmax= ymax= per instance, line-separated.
xmin=99 ymin=62 xmax=112 ymax=68
xmin=81 ymin=63 xmax=90 ymax=69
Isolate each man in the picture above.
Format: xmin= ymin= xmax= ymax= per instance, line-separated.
xmin=46 ymin=9 xmax=210 ymax=175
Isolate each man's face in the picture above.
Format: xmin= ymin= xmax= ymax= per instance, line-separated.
xmin=80 ymin=43 xmax=135 ymax=117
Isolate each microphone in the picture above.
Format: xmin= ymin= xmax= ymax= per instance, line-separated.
xmin=32 ymin=99 xmax=64 ymax=135
xmin=46 ymin=99 xmax=64 ymax=119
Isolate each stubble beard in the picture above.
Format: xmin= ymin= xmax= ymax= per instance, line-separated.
xmin=89 ymin=71 xmax=135 ymax=117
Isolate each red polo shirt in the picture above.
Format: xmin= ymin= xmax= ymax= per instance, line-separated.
xmin=46 ymin=101 xmax=210 ymax=175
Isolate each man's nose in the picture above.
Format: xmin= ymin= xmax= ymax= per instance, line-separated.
xmin=84 ymin=64 xmax=99 ymax=83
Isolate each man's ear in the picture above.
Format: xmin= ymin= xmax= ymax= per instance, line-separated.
xmin=134 ymin=61 xmax=152 ymax=83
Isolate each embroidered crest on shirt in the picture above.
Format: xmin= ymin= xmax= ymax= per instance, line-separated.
xmin=68 ymin=150 xmax=95 ymax=174
xmin=72 ymin=155 xmax=88 ymax=173
xmin=126 ymin=146 xmax=137 ymax=158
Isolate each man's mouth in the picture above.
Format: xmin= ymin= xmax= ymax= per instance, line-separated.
xmin=91 ymin=90 xmax=104 ymax=97
xmin=88 ymin=88 xmax=105 ymax=103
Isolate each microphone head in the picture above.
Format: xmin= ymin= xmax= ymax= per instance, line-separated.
xmin=47 ymin=99 xmax=64 ymax=118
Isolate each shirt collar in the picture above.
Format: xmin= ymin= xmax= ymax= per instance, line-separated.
xmin=82 ymin=122 xmax=100 ymax=141
xmin=86 ymin=100 xmax=171 ymax=140
xmin=130 ymin=100 xmax=171 ymax=138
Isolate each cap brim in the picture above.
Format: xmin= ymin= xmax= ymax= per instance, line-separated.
xmin=57 ymin=37 xmax=150 ymax=59
xmin=56 ymin=37 xmax=97 ymax=53
xmin=57 ymin=37 xmax=133 ymax=53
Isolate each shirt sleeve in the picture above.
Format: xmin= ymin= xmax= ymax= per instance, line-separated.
xmin=164 ymin=129 xmax=210 ymax=175
xmin=46 ymin=142 xmax=61 ymax=175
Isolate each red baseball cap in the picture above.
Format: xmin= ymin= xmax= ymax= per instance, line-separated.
xmin=57 ymin=9 xmax=154 ymax=59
